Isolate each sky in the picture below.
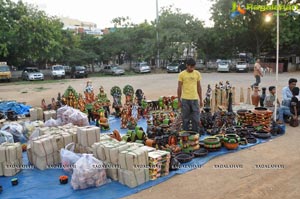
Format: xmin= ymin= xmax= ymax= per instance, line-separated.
xmin=17 ymin=0 xmax=214 ymax=28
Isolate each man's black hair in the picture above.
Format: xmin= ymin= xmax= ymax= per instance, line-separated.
xmin=186 ymin=58 xmax=196 ymax=66
xmin=292 ymin=87 xmax=299 ymax=96
xmin=268 ymin=86 xmax=275 ymax=92
xmin=288 ymin=78 xmax=297 ymax=84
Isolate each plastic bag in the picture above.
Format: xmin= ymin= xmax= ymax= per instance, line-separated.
xmin=44 ymin=118 xmax=59 ymax=127
xmin=60 ymin=143 xmax=81 ymax=174
xmin=71 ymin=154 xmax=109 ymax=190
xmin=69 ymin=111 xmax=89 ymax=126
xmin=1 ymin=123 xmax=23 ymax=142
xmin=0 ymin=130 xmax=14 ymax=144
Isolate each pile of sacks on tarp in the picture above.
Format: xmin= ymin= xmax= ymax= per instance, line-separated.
xmin=0 ymin=142 xmax=23 ymax=176
xmin=0 ymin=101 xmax=31 ymax=115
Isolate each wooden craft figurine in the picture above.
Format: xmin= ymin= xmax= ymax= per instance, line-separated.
xmin=110 ymin=86 xmax=123 ymax=117
xmin=204 ymin=84 xmax=212 ymax=108
xmin=41 ymin=99 xmax=47 ymax=110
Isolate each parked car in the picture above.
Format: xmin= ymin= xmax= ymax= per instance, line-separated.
xmin=51 ymin=65 xmax=65 ymax=79
xmin=70 ymin=66 xmax=88 ymax=78
xmin=0 ymin=62 xmax=12 ymax=82
xmin=217 ymin=61 xmax=230 ymax=72
xmin=166 ymin=62 xmax=180 ymax=73
xmin=21 ymin=67 xmax=44 ymax=81
xmin=133 ymin=62 xmax=151 ymax=73
xmin=235 ymin=61 xmax=249 ymax=72
xmin=102 ymin=65 xmax=125 ymax=75
xmin=63 ymin=65 xmax=71 ymax=75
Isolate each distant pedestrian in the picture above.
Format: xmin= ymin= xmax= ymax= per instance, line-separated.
xmin=251 ymin=58 xmax=263 ymax=89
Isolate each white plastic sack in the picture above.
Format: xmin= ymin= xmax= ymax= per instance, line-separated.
xmin=0 ymin=130 xmax=14 ymax=144
xmin=1 ymin=123 xmax=23 ymax=142
xmin=60 ymin=143 xmax=81 ymax=174
xmin=44 ymin=118 xmax=59 ymax=127
xmin=71 ymin=154 xmax=109 ymax=190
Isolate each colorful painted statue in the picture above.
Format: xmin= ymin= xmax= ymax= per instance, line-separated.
xmin=78 ymin=94 xmax=86 ymax=112
xmin=135 ymin=89 xmax=144 ymax=106
xmin=95 ymin=86 xmax=111 ymax=117
xmin=84 ymin=80 xmax=95 ymax=104
xmin=110 ymin=86 xmax=123 ymax=117
xmin=97 ymin=108 xmax=110 ymax=130
xmin=123 ymin=85 xmax=134 ymax=105
xmin=172 ymin=97 xmax=179 ymax=110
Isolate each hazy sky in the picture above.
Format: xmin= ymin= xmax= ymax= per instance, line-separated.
xmin=17 ymin=0 xmax=214 ymax=28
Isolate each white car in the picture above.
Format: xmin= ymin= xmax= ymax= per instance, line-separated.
xmin=133 ymin=62 xmax=151 ymax=73
xmin=51 ymin=65 xmax=65 ymax=79
xmin=21 ymin=67 xmax=44 ymax=81
xmin=235 ymin=61 xmax=249 ymax=72
xmin=102 ymin=65 xmax=125 ymax=75
xmin=217 ymin=61 xmax=230 ymax=72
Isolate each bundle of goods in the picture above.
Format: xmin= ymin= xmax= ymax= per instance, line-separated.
xmin=178 ymin=131 xmax=200 ymax=153
xmin=148 ymin=150 xmax=171 ymax=180
xmin=0 ymin=142 xmax=22 ymax=176
xmin=118 ymin=146 xmax=150 ymax=187
xmin=92 ymin=139 xmax=146 ymax=181
xmin=203 ymin=136 xmax=221 ymax=151
xmin=29 ymin=107 xmax=44 ymax=121
xmin=43 ymin=110 xmax=57 ymax=121
xmin=56 ymin=105 xmax=89 ymax=126
xmin=71 ymin=154 xmax=108 ymax=190
xmin=27 ymin=135 xmax=59 ymax=170
xmin=223 ymin=134 xmax=240 ymax=150
xmin=77 ymin=126 xmax=100 ymax=153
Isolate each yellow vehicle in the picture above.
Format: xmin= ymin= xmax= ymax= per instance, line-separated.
xmin=0 ymin=62 xmax=12 ymax=82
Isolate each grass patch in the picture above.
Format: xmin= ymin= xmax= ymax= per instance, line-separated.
xmin=21 ymin=91 xmax=28 ymax=94
xmin=14 ymin=79 xmax=69 ymax=85
xmin=34 ymin=86 xmax=49 ymax=92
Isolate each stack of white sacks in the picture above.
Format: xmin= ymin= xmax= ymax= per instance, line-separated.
xmin=27 ymin=124 xmax=100 ymax=170
xmin=92 ymin=137 xmax=155 ymax=188
xmin=77 ymin=126 xmax=100 ymax=153
xmin=0 ymin=142 xmax=23 ymax=176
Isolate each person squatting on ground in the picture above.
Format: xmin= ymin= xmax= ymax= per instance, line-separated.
xmin=177 ymin=58 xmax=203 ymax=133
xmin=281 ymin=78 xmax=298 ymax=121
xmin=251 ymin=59 xmax=263 ymax=89
xmin=264 ymin=86 xmax=286 ymax=124
xmin=290 ymin=87 xmax=300 ymax=120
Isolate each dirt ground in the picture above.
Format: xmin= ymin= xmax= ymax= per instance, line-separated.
xmin=1 ymin=71 xmax=300 ymax=199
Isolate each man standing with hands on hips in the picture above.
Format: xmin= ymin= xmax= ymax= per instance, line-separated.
xmin=177 ymin=58 xmax=203 ymax=133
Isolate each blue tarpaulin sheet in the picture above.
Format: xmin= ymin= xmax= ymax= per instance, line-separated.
xmin=0 ymin=117 xmax=284 ymax=199
xmin=0 ymin=101 xmax=31 ymax=115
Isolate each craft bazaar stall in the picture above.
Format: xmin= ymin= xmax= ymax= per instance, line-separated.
xmin=0 ymin=81 xmax=287 ymax=199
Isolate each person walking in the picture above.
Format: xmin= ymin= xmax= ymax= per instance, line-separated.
xmin=251 ymin=58 xmax=263 ymax=89
xmin=177 ymin=58 xmax=203 ymax=133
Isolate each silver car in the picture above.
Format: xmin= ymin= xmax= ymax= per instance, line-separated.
xmin=102 ymin=65 xmax=125 ymax=75
xmin=22 ymin=67 xmax=44 ymax=81
xmin=217 ymin=61 xmax=230 ymax=72
xmin=133 ymin=62 xmax=151 ymax=73
xmin=166 ymin=62 xmax=180 ymax=73
xmin=235 ymin=61 xmax=249 ymax=72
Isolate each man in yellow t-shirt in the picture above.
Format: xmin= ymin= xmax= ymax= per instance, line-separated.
xmin=177 ymin=58 xmax=203 ymax=133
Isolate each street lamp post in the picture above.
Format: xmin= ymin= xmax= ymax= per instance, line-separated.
xmin=274 ymin=0 xmax=279 ymax=122
xmin=156 ymin=0 xmax=160 ymax=68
